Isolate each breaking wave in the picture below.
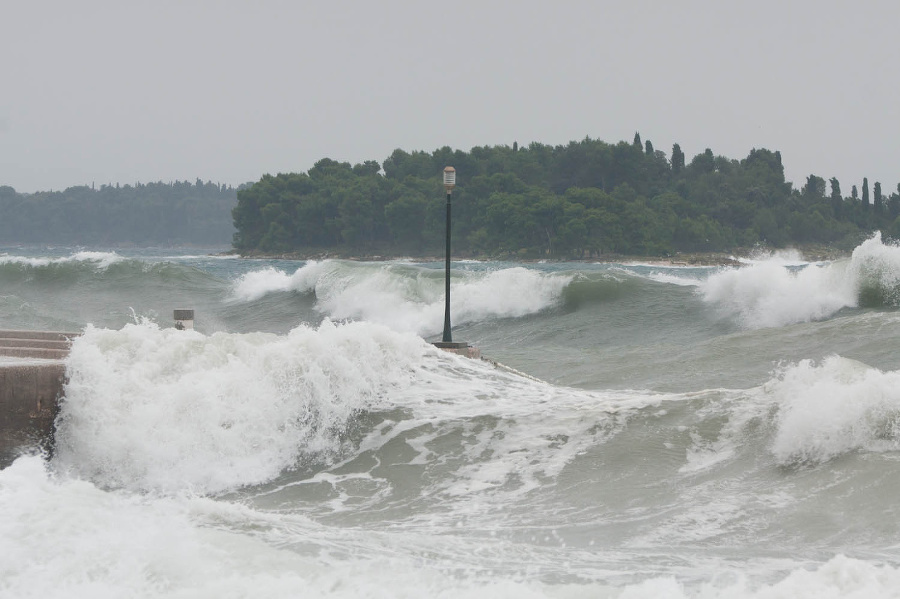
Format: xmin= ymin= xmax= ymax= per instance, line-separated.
xmin=701 ymin=233 xmax=900 ymax=328
xmin=231 ymin=261 xmax=573 ymax=335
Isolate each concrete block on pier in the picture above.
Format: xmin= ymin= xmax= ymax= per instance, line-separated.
xmin=0 ymin=360 xmax=67 ymax=465
xmin=0 ymin=330 xmax=78 ymax=466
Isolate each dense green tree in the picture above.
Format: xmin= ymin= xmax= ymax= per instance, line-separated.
xmin=353 ymin=160 xmax=382 ymax=177
xmin=803 ymin=175 xmax=826 ymax=198
xmin=689 ymin=149 xmax=715 ymax=175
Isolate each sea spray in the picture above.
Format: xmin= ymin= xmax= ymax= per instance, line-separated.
xmin=53 ymin=320 xmax=428 ymax=494
xmin=737 ymin=247 xmax=809 ymax=267
xmin=701 ymin=233 xmax=900 ymax=328
xmin=231 ymin=261 xmax=330 ymax=302
xmin=848 ymin=232 xmax=900 ymax=307
xmin=765 ymin=356 xmax=900 ymax=465
xmin=700 ymin=259 xmax=852 ymax=329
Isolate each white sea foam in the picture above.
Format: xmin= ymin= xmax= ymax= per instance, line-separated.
xmin=70 ymin=251 xmax=126 ymax=268
xmin=230 ymin=261 xmax=329 ymax=301
xmin=5 ymin=455 xmax=900 ymax=598
xmin=50 ymin=317 xmax=644 ymax=501
xmin=765 ymin=355 xmax=900 ymax=465
xmin=644 ymin=271 xmax=704 ymax=287
xmin=351 ymin=354 xmax=675 ymax=505
xmin=612 ymin=556 xmax=900 ymax=598
xmin=231 ymin=261 xmax=571 ymax=335
xmin=0 ymin=250 xmax=124 ymax=269
xmin=701 ymin=233 xmax=900 ymax=328
xmin=53 ymin=319 xmax=428 ymax=494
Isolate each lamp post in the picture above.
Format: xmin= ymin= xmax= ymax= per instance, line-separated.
xmin=432 ymin=167 xmax=478 ymax=358
xmin=441 ymin=166 xmax=455 ymax=343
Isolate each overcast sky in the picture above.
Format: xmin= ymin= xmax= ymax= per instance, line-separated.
xmin=2 ymin=1 xmax=898 ymax=194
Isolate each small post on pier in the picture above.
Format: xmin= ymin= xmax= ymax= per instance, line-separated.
xmin=174 ymin=309 xmax=194 ymax=330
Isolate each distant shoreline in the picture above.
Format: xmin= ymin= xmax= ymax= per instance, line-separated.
xmin=228 ymin=245 xmax=849 ymax=267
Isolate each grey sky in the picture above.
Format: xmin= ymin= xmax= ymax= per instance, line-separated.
xmin=2 ymin=1 xmax=897 ymax=195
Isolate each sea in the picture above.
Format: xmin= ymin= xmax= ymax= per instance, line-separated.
xmin=3 ymin=233 xmax=900 ymax=598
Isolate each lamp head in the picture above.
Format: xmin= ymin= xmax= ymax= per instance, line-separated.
xmin=443 ymin=166 xmax=456 ymax=191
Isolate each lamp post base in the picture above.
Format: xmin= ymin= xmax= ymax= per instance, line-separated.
xmin=432 ymin=341 xmax=481 ymax=359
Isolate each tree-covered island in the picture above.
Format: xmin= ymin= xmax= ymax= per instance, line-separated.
xmin=232 ymin=135 xmax=900 ymax=260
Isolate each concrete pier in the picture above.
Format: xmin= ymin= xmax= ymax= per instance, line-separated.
xmin=0 ymin=330 xmax=79 ymax=465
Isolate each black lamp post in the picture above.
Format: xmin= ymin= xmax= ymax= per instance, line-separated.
xmin=441 ymin=166 xmax=455 ymax=343
xmin=433 ymin=166 xmax=476 ymax=358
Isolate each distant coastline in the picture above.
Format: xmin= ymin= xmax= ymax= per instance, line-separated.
xmin=229 ymin=244 xmax=849 ymax=267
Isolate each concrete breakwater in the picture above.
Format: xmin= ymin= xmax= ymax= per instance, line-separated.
xmin=0 ymin=330 xmax=79 ymax=465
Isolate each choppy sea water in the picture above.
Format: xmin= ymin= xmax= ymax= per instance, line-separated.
xmin=4 ymin=234 xmax=900 ymax=597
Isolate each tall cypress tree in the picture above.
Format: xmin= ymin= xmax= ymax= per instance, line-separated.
xmin=671 ymin=143 xmax=685 ymax=174
xmin=830 ymin=177 xmax=842 ymax=217
xmin=862 ymin=178 xmax=870 ymax=207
